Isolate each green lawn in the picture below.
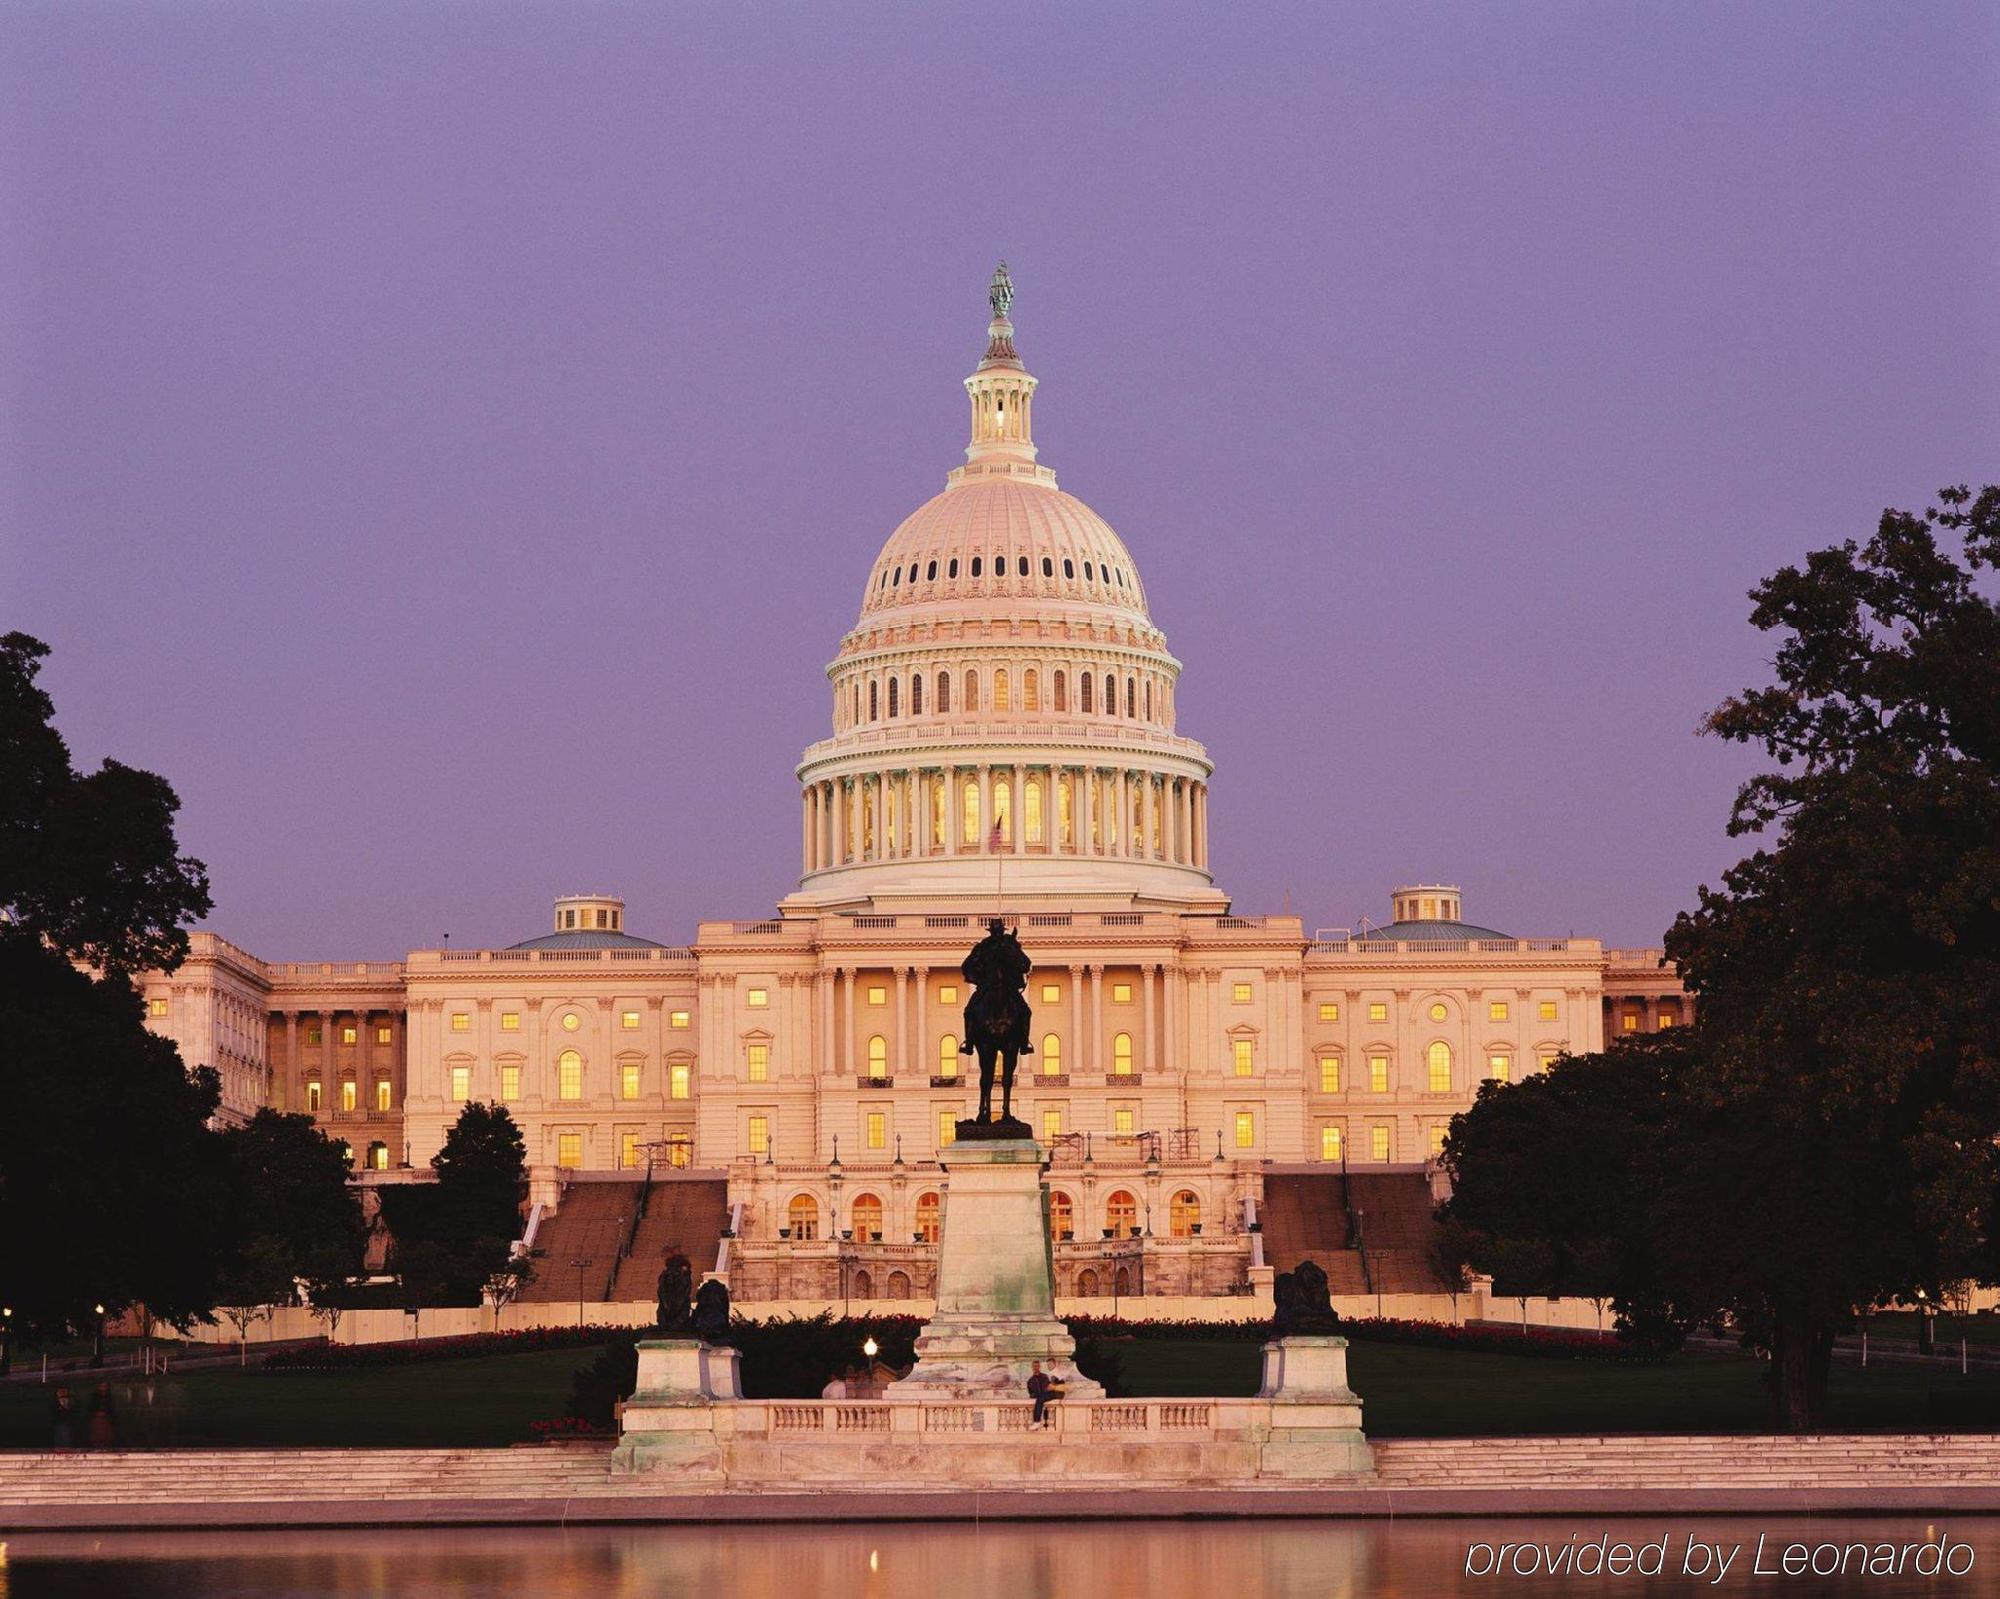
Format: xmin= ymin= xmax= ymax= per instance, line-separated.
xmin=1863 ymin=1311 xmax=2000 ymax=1347
xmin=3 ymin=1336 xmax=1995 ymax=1450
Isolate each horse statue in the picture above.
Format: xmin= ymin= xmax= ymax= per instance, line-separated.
xmin=958 ymin=918 xmax=1033 ymax=1131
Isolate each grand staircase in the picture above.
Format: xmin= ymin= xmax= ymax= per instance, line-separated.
xmin=512 ymin=1176 xmax=726 ymax=1305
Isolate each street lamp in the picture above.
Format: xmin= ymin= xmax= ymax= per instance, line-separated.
xmin=570 ymin=1259 xmax=592 ymax=1330
xmin=1 ymin=1306 xmax=12 ymax=1378
xmin=863 ymin=1336 xmax=879 ymax=1362
xmin=91 ymin=1303 xmax=106 ymax=1368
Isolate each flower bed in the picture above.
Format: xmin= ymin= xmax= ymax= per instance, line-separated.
xmin=1062 ymin=1313 xmax=1651 ymax=1361
xmin=263 ymin=1324 xmax=620 ymax=1371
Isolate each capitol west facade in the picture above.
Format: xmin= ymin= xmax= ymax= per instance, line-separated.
xmin=141 ymin=271 xmax=1686 ymax=1301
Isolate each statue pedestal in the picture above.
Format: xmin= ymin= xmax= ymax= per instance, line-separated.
xmin=1255 ymin=1335 xmax=1373 ymax=1477
xmin=887 ymin=1138 xmax=1104 ymax=1401
xmin=612 ymin=1339 xmax=740 ymax=1475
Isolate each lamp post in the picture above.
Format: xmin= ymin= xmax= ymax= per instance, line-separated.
xmin=91 ymin=1303 xmax=106 ymax=1368
xmin=1 ymin=1305 xmax=12 ymax=1377
xmin=570 ymin=1259 xmax=592 ymax=1330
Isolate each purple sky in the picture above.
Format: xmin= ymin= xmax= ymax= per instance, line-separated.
xmin=7 ymin=2 xmax=1995 ymax=958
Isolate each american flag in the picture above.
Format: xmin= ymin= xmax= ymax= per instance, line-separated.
xmin=987 ymin=821 xmax=1004 ymax=853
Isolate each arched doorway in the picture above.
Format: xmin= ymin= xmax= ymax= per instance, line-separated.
xmin=915 ymin=1191 xmax=942 ymax=1245
xmin=852 ymin=1269 xmax=874 ymax=1300
xmin=1077 ymin=1268 xmax=1101 ymax=1297
xmin=1169 ymin=1189 xmax=1201 ymax=1238
xmin=887 ymin=1270 xmax=912 ymax=1300
xmin=1049 ymin=1190 xmax=1075 ymax=1241
xmin=1105 ymin=1189 xmax=1137 ymax=1239
xmin=788 ymin=1193 xmax=820 ymax=1241
xmin=851 ymin=1193 xmax=883 ymax=1242
xmin=1114 ymin=1267 xmax=1132 ymax=1296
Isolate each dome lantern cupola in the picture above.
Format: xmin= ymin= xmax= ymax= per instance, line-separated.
xmin=962 ymin=261 xmax=1042 ymax=474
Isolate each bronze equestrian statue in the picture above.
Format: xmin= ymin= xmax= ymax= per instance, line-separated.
xmin=958 ymin=918 xmax=1033 ymax=1132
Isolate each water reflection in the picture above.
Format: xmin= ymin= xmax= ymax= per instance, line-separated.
xmin=3 ymin=1518 xmax=1996 ymax=1599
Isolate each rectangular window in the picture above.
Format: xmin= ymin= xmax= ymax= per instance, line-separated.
xmin=500 ymin=1012 xmax=520 ymax=1032
xmin=1538 ymin=1000 xmax=1559 ymax=1022
xmin=670 ymin=1063 xmax=690 ymax=1100
xmin=938 ymin=985 xmax=957 ymax=1005
xmin=450 ymin=1066 xmax=469 ymax=1103
xmin=866 ymin=986 xmax=886 ymax=1006
xmin=747 ymin=987 xmax=769 ymax=1009
xmin=866 ymin=1110 xmax=886 ymax=1150
xmin=1232 ymin=982 xmax=1252 ymax=1003
xmin=620 ymin=1131 xmax=640 ymax=1168
xmin=1369 ymin=1056 xmax=1389 ymax=1093
xmin=621 ymin=1010 xmax=641 ymax=1031
xmin=1041 ymin=984 xmax=1061 ymax=1003
xmin=376 ymin=1025 xmax=393 ymax=1045
xmin=1623 ymin=1009 xmax=1640 ymax=1032
xmin=341 ymin=1025 xmax=358 ymax=1045
xmin=1113 ymin=1107 xmax=1134 ymax=1134
xmin=1367 ymin=1002 xmax=1388 ymax=1023
xmin=1234 ymin=1110 xmax=1255 ymax=1149
xmin=305 ymin=1080 xmax=322 ymax=1112
xmin=559 ymin=1057 xmax=581 ymax=1100
xmin=450 ymin=1013 xmax=470 ymax=1033
xmin=558 ymin=1132 xmax=583 ymax=1168
xmin=1658 ymin=1012 xmax=1675 ymax=1029
xmin=1321 ymin=1124 xmax=1343 ymax=1161
xmin=747 ymin=1043 xmax=768 ymax=1083
xmin=1430 ymin=1124 xmax=1448 ymax=1157
xmin=1371 ymin=1124 xmax=1391 ymax=1162
xmin=306 ymin=1026 xmax=322 ymax=1046
xmin=500 ymin=1064 xmax=520 ymax=1101
xmin=670 ymin=1009 xmax=690 ymax=1029
xmin=747 ymin=1115 xmax=770 ymax=1157
xmin=375 ymin=1077 xmax=391 ymax=1112
xmin=1488 ymin=1053 xmax=1511 ymax=1083
xmin=938 ymin=1111 xmax=956 ymax=1146
xmin=1112 ymin=982 xmax=1132 ymax=1004
xmin=1319 ymin=1057 xmax=1341 ymax=1093
xmin=340 ymin=1079 xmax=357 ymax=1112
xmin=1042 ymin=1108 xmax=1063 ymax=1140
xmin=668 ymin=1134 xmax=692 ymax=1168
xmin=1428 ymin=1053 xmax=1451 ymax=1093
xmin=148 ymin=996 xmax=168 ymax=1018
xmin=1538 ymin=1049 xmax=1558 ymax=1072
xmin=1488 ymin=1001 xmax=1509 ymax=1022
xmin=621 ymin=1062 xmax=642 ymax=1099
xmin=1317 ymin=1001 xmax=1339 ymax=1023
xmin=1232 ymin=1039 xmax=1254 ymax=1077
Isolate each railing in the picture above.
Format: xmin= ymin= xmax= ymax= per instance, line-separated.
xmin=1305 ymin=937 xmax=1585 ymax=956
xmin=407 ymin=946 xmax=697 ymax=966
xmin=683 ymin=1398 xmax=1266 ymax=1440
xmin=732 ymin=920 xmax=784 ymax=935
xmin=849 ymin=915 xmax=899 ymax=929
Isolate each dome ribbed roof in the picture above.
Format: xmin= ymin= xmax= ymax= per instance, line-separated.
xmin=505 ymin=929 xmax=663 ymax=951
xmin=859 ymin=476 xmax=1150 ymax=623
xmin=1356 ymin=919 xmax=1512 ymax=943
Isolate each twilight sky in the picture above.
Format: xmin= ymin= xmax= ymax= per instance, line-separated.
xmin=5 ymin=2 xmax=1995 ymax=958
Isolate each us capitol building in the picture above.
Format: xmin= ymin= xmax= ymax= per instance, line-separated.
xmin=141 ymin=269 xmax=1686 ymax=1306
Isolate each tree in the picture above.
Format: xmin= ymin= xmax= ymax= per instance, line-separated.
xmin=216 ymin=1109 xmax=365 ymax=1282
xmin=1663 ymin=484 xmax=2000 ymax=1427
xmin=377 ymin=1103 xmax=529 ymax=1307
xmin=213 ymin=1236 xmax=291 ymax=1364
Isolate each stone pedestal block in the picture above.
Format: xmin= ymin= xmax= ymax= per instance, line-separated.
xmin=888 ymin=1138 xmax=1104 ymax=1401
xmin=612 ymin=1339 xmax=737 ymax=1475
xmin=1255 ymin=1335 xmax=1373 ymax=1477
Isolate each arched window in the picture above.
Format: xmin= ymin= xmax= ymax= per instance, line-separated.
xmin=1017 ymin=554 xmax=1029 ymax=576
xmin=993 ymin=776 xmax=1012 ymax=844
xmin=852 ymin=1193 xmax=883 ymax=1242
xmin=1125 ymin=678 xmax=1136 ymax=717
xmin=887 ymin=1270 xmax=912 ymax=1300
xmin=994 ymin=670 xmax=1010 ymax=711
xmin=1077 ymin=1267 xmax=1100 ymax=1295
xmin=1080 ymin=673 xmax=1093 ymax=713
xmin=852 ymin=1269 xmax=874 ymax=1299
xmin=868 ymin=680 xmax=878 ymax=720
xmin=961 ymin=778 xmax=980 ymax=846
xmin=1041 ymin=1032 xmax=1062 ymax=1077
xmin=1023 ymin=669 xmax=1039 ymax=710
xmin=1084 ymin=560 xmax=1094 ymax=580
xmin=1041 ymin=556 xmax=1053 ymax=577
xmin=965 ymin=670 xmax=979 ymax=711
xmin=1063 ymin=557 xmax=1075 ymax=578
xmin=1427 ymin=1040 xmax=1452 ymax=1092
xmin=558 ymin=1049 xmax=582 ymax=1101
xmin=788 ymin=1194 xmax=820 ymax=1241
xmin=1111 ymin=1032 xmax=1133 ymax=1076
xmin=891 ymin=566 xmax=900 ymax=587
xmin=937 ymin=671 xmax=950 ymax=713
xmin=1024 ymin=776 xmax=1043 ymax=844
xmin=866 ymin=1035 xmax=888 ymax=1081
xmin=1104 ymin=674 xmax=1116 ymax=714
xmin=931 ymin=778 xmax=947 ymax=853
xmin=971 ymin=556 xmax=983 ymax=578
xmin=1106 ymin=1190 xmax=1138 ymax=1238
xmin=1145 ymin=680 xmax=1152 ymax=720
xmin=926 ymin=560 xmax=937 ymax=581
xmin=887 ymin=678 xmax=899 ymax=717
xmin=1050 ymin=1190 xmax=1075 ymax=1240
xmin=367 ymin=1141 xmax=389 ymax=1172
xmin=910 ymin=673 xmax=923 ymax=716
xmin=1114 ymin=1266 xmax=1132 ymax=1295
xmin=1170 ymin=1189 xmax=1201 ymax=1238
xmin=938 ymin=1034 xmax=959 ymax=1078
xmin=948 ymin=557 xmax=959 ymax=579
xmin=1054 ymin=670 xmax=1067 ymax=711
xmin=915 ymin=1191 xmax=942 ymax=1245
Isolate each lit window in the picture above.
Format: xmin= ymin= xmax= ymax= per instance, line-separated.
xmin=1369 ymin=1056 xmax=1389 ymax=1093
xmin=867 ymin=1036 xmax=888 ymax=1080
xmin=1622 ymin=1008 xmax=1641 ymax=1031
xmin=670 ymin=1062 xmax=690 ymax=1100
xmin=1232 ymin=1039 xmax=1253 ymax=1077
xmin=1317 ymin=1002 xmax=1339 ymax=1023
xmin=962 ymin=780 xmax=980 ymax=845
xmin=622 ymin=1062 xmax=643 ymax=1099
xmin=852 ymin=1193 xmax=882 ymax=1240
xmin=620 ymin=1132 xmax=640 ymax=1169
xmin=450 ymin=1066 xmax=470 ymax=1103
xmin=305 ymin=1077 xmax=323 ymax=1113
xmin=670 ymin=1010 xmax=690 ymax=1029
xmin=866 ymin=1110 xmax=886 ymax=1150
xmin=938 ymin=1111 xmax=956 ymax=1147
xmin=376 ymin=1025 xmax=393 ymax=1045
xmin=1430 ymin=1124 xmax=1448 ymax=1157
xmin=340 ymin=1079 xmax=357 ymax=1112
xmin=622 ymin=1010 xmax=641 ymax=1031
xmin=501 ymin=1064 xmax=520 ymax=1101
xmin=747 ymin=988 xmax=769 ymax=1009
xmin=1428 ymin=1003 xmax=1447 ymax=1022
xmin=1489 ymin=1001 xmax=1509 ymax=1022
xmin=1113 ymin=1033 xmax=1135 ymax=1076
xmin=342 ymin=1026 xmax=358 ymax=1045
xmin=1319 ymin=1057 xmax=1341 ymax=1093
xmin=1169 ymin=1189 xmax=1201 ymax=1237
xmin=375 ymin=1076 xmax=392 ymax=1111
xmin=1050 ymin=1190 xmax=1074 ymax=1239
xmin=1427 ymin=1042 xmax=1452 ymax=1092
xmin=1234 ymin=1111 xmax=1255 ymax=1149
xmin=1489 ymin=1053 xmax=1511 ymax=1083
xmin=1043 ymin=1108 xmax=1063 ymax=1140
xmin=867 ymin=986 xmax=886 ymax=1006
xmin=558 ymin=1132 xmax=582 ymax=1168
xmin=1112 ymin=982 xmax=1132 ymax=1004
xmin=1538 ymin=1001 xmax=1558 ymax=1022
xmin=368 ymin=1142 xmax=388 ymax=1171
xmin=1538 ymin=1049 xmax=1558 ymax=1073
xmin=561 ymin=1013 xmax=581 ymax=1032
xmin=938 ymin=985 xmax=957 ymax=1005
xmin=667 ymin=1134 xmax=691 ymax=1167
xmin=1368 ymin=1002 xmax=1388 ymax=1023
xmin=1042 ymin=984 xmax=1061 ymax=1003
xmin=451 ymin=1013 xmax=470 ymax=1033
xmin=500 ymin=1012 xmax=519 ymax=1032
xmin=1042 ymin=1033 xmax=1062 ymax=1077
xmin=789 ymin=1194 xmax=820 ymax=1240
xmin=306 ymin=1026 xmax=323 ymax=1046
xmin=1371 ymin=1125 xmax=1392 ymax=1162
xmin=937 ymin=1036 xmax=959 ymax=1078
xmin=747 ymin=1044 xmax=768 ymax=1083
xmin=558 ymin=1049 xmax=582 ymax=1101
xmin=916 ymin=1191 xmax=942 ymax=1244
xmin=1658 ymin=1011 xmax=1676 ymax=1030
xmin=1319 ymin=1124 xmax=1346 ymax=1163
xmin=1232 ymin=982 xmax=1252 ymax=1003
xmin=148 ymin=996 xmax=168 ymax=1018
xmin=1113 ymin=1107 xmax=1134 ymax=1134
xmin=747 ymin=1115 xmax=770 ymax=1157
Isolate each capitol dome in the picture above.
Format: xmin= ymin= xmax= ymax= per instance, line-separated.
xmin=791 ymin=266 xmax=1223 ymax=911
